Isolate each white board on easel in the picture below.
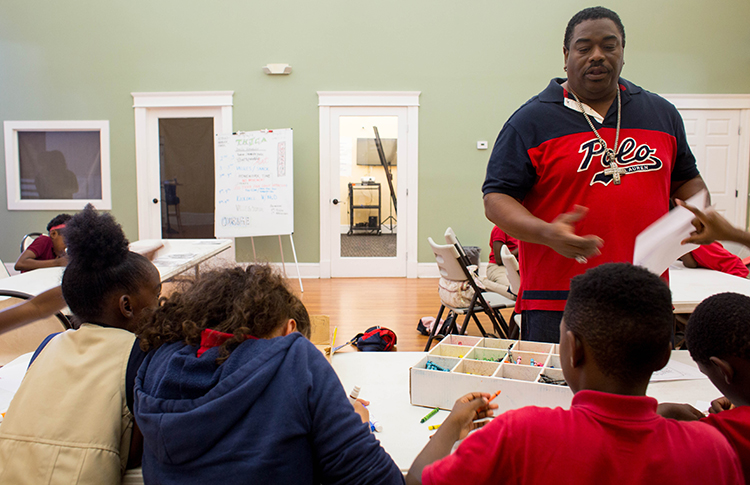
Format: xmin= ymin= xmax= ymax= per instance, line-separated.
xmin=214 ymin=128 xmax=303 ymax=291
xmin=214 ymin=129 xmax=293 ymax=238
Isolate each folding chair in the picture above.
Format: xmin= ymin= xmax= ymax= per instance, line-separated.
xmin=20 ymin=232 xmax=42 ymax=253
xmin=0 ymin=290 xmax=72 ymax=365
xmin=500 ymin=245 xmax=520 ymax=297
xmin=500 ymin=245 xmax=522 ymax=339
xmin=425 ymin=232 xmax=514 ymax=351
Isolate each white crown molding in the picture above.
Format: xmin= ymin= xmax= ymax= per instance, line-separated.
xmin=131 ymin=91 xmax=234 ymax=108
xmin=661 ymin=94 xmax=750 ymax=110
xmin=317 ymin=91 xmax=421 ymax=107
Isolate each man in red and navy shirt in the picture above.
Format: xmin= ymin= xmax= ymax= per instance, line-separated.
xmin=482 ymin=7 xmax=707 ymax=342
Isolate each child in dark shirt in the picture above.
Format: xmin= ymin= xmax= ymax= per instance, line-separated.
xmin=134 ymin=264 xmax=403 ymax=485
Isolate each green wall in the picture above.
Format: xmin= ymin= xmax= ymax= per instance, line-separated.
xmin=1 ymin=0 xmax=749 ymax=266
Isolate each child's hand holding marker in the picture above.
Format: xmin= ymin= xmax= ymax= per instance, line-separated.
xmin=438 ymin=392 xmax=498 ymax=442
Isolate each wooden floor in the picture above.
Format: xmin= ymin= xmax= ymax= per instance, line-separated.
xmin=289 ymin=278 xmax=515 ymax=352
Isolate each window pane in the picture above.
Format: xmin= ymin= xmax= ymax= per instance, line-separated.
xmin=18 ymin=131 xmax=102 ymax=200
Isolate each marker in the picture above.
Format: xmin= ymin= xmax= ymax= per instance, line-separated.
xmin=370 ymin=412 xmax=383 ymax=432
xmin=420 ymin=407 xmax=439 ymax=423
xmin=428 ymin=424 xmax=441 ymax=430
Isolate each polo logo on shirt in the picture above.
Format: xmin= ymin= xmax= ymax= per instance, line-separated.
xmin=577 ymin=137 xmax=663 ymax=186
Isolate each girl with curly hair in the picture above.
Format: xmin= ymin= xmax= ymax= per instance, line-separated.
xmin=134 ymin=264 xmax=403 ymax=485
xmin=0 ymin=204 xmax=161 ymax=484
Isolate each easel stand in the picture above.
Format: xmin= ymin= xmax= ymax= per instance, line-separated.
xmin=250 ymin=234 xmax=304 ymax=292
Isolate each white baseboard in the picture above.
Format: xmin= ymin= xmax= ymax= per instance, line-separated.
xmin=237 ymin=262 xmax=485 ymax=279
xmin=0 ymin=261 xmax=479 ymax=280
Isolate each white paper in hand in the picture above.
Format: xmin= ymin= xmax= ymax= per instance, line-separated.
xmin=633 ymin=190 xmax=708 ymax=276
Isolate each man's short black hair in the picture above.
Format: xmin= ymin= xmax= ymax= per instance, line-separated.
xmin=564 ymin=6 xmax=626 ymax=49
xmin=686 ymin=292 xmax=750 ymax=365
xmin=564 ymin=263 xmax=672 ymax=385
xmin=47 ymin=213 xmax=72 ymax=232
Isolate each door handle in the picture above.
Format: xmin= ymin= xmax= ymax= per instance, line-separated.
xmin=332 ymin=198 xmax=339 ymax=205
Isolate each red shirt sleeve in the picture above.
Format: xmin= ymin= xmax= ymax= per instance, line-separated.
xmin=423 ymin=416 xmax=510 ymax=485
xmin=690 ymin=242 xmax=749 ymax=278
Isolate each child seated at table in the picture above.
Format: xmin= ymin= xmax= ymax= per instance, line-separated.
xmin=134 ymin=264 xmax=403 ymax=485
xmin=14 ymin=213 xmax=72 ymax=272
xmin=0 ymin=204 xmax=161 ymax=484
xmin=657 ymin=292 xmax=750 ymax=482
xmin=406 ymin=263 xmax=742 ymax=485
xmin=679 ymin=241 xmax=749 ymax=277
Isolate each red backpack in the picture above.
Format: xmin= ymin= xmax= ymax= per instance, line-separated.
xmin=354 ymin=326 xmax=397 ymax=351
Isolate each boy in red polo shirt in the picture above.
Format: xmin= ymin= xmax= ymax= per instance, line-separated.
xmin=407 ymin=263 xmax=743 ymax=485
xmin=658 ymin=292 xmax=750 ymax=483
xmin=14 ymin=213 xmax=71 ymax=272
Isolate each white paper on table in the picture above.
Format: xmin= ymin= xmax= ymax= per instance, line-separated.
xmin=695 ymin=400 xmax=712 ymax=415
xmin=649 ymin=359 xmax=706 ymax=382
xmin=633 ymin=190 xmax=708 ymax=276
xmin=0 ymin=352 xmax=33 ymax=412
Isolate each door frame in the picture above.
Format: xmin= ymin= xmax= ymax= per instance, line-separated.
xmin=318 ymin=91 xmax=420 ymax=278
xmin=131 ymin=91 xmax=234 ymax=256
xmin=663 ymin=94 xmax=750 ymax=228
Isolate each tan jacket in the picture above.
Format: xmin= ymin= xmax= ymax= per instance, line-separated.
xmin=0 ymin=324 xmax=136 ymax=484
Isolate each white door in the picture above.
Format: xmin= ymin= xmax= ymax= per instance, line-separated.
xmin=327 ymin=107 xmax=409 ymax=277
xmin=133 ymin=93 xmax=235 ymax=262
xmin=680 ymin=109 xmax=742 ymax=224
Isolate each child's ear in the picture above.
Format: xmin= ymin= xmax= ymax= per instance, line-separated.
xmin=119 ymin=295 xmax=134 ymax=319
xmin=709 ymin=356 xmax=734 ymax=385
xmin=282 ymin=319 xmax=297 ymax=336
xmin=565 ymin=330 xmax=585 ymax=369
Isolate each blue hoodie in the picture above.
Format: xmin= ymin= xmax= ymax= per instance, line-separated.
xmin=134 ymin=332 xmax=404 ymax=485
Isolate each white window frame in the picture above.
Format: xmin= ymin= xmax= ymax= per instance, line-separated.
xmin=4 ymin=120 xmax=111 ymax=210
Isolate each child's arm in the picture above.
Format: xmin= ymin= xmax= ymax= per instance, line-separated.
xmin=304 ymin=344 xmax=403 ymax=484
xmin=14 ymin=250 xmax=68 ymax=272
xmin=677 ymin=200 xmax=750 ymax=247
xmin=406 ymin=393 xmax=496 ymax=485
xmin=492 ymin=241 xmax=504 ymax=264
xmin=0 ymin=286 xmax=66 ymax=335
xmin=656 ymin=402 xmax=705 ymax=421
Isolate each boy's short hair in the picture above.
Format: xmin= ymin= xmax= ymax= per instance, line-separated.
xmin=47 ymin=213 xmax=72 ymax=232
xmin=563 ymin=263 xmax=673 ymax=385
xmin=686 ymin=292 xmax=750 ymax=364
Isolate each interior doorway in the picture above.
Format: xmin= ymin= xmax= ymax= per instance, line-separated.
xmin=132 ymin=91 xmax=235 ymax=260
xmin=318 ymin=92 xmax=420 ymax=278
xmin=159 ymin=117 xmax=215 ymax=238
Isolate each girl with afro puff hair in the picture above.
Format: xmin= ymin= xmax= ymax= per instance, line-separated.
xmin=0 ymin=204 xmax=161 ymax=484
xmin=133 ymin=264 xmax=403 ymax=485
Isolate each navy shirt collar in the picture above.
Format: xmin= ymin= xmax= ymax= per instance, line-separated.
xmin=539 ymin=77 xmax=641 ymax=104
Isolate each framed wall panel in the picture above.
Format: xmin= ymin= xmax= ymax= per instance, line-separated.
xmin=4 ymin=120 xmax=111 ymax=210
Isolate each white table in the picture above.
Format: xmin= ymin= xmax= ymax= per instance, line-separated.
xmin=331 ymin=350 xmax=720 ymax=473
xmin=130 ymin=238 xmax=232 ymax=281
xmin=0 ymin=239 xmax=232 ymax=297
xmin=0 ymin=349 xmax=720 ymax=480
xmin=669 ymin=261 xmax=750 ymax=313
